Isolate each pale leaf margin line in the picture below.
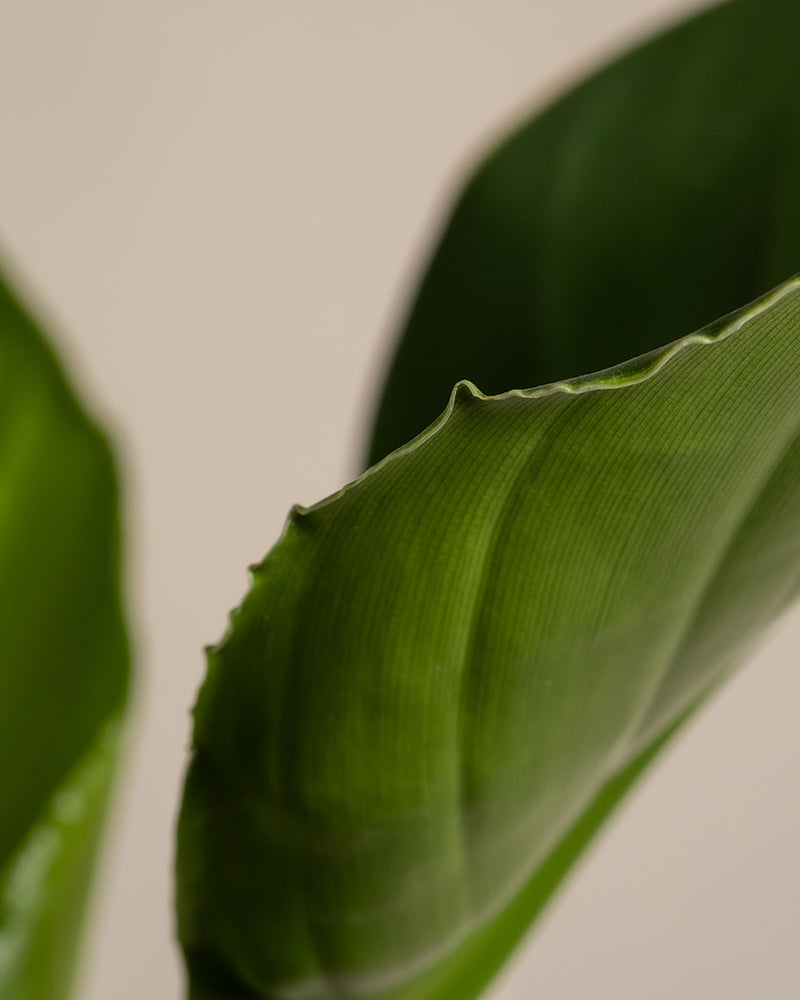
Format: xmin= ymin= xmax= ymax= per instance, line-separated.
xmin=206 ymin=273 xmax=800 ymax=656
xmin=305 ymin=273 xmax=800 ymax=515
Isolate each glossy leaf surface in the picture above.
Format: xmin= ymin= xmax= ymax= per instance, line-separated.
xmin=0 ymin=268 xmax=129 ymax=999
xmin=177 ymin=1 xmax=800 ymax=998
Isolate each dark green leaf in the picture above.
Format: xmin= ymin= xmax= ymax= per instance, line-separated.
xmin=367 ymin=0 xmax=800 ymax=467
xmin=0 ymin=265 xmax=129 ymax=999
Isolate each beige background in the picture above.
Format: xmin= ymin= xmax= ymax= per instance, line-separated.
xmin=0 ymin=2 xmax=798 ymax=998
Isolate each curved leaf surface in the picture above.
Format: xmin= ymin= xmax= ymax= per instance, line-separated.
xmin=178 ymin=1 xmax=800 ymax=997
xmin=177 ymin=275 xmax=800 ymax=1000
xmin=0 ymin=266 xmax=129 ymax=998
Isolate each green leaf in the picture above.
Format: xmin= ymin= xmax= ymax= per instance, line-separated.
xmin=177 ymin=274 xmax=800 ymax=998
xmin=0 ymin=719 xmax=124 ymax=1000
xmin=366 ymin=0 xmax=800 ymax=467
xmin=176 ymin=2 xmax=800 ymax=998
xmin=0 ymin=265 xmax=129 ymax=999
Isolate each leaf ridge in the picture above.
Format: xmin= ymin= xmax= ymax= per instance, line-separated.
xmin=451 ymin=401 xmax=571 ymax=932
xmin=629 ymin=417 xmax=800 ymax=753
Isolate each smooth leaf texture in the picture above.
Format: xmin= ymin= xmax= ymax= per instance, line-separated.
xmin=178 ymin=278 xmax=800 ymax=1000
xmin=0 ymin=266 xmax=129 ymax=999
xmin=177 ymin=2 xmax=800 ymax=999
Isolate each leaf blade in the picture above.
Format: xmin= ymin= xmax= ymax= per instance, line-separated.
xmin=0 ymin=718 xmax=124 ymax=1000
xmin=0 ymin=264 xmax=129 ymax=998
xmin=177 ymin=277 xmax=800 ymax=998
xmin=178 ymin=0 xmax=800 ymax=995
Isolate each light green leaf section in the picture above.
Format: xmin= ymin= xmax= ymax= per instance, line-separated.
xmin=0 ymin=266 xmax=129 ymax=999
xmin=0 ymin=719 xmax=123 ymax=1000
xmin=177 ymin=273 xmax=800 ymax=1000
xmin=178 ymin=1 xmax=800 ymax=997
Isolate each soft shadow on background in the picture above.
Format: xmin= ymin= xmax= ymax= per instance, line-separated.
xmin=0 ymin=2 xmax=797 ymax=998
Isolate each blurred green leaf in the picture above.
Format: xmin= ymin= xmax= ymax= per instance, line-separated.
xmin=177 ymin=1 xmax=800 ymax=998
xmin=0 ymin=266 xmax=129 ymax=999
xmin=367 ymin=0 xmax=800 ymax=467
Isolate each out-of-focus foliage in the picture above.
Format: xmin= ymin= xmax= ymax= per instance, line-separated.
xmin=0 ymin=267 xmax=129 ymax=1000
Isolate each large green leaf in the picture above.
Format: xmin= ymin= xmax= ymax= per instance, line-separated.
xmin=177 ymin=2 xmax=800 ymax=998
xmin=0 ymin=266 xmax=129 ymax=998
xmin=178 ymin=277 xmax=800 ymax=1000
